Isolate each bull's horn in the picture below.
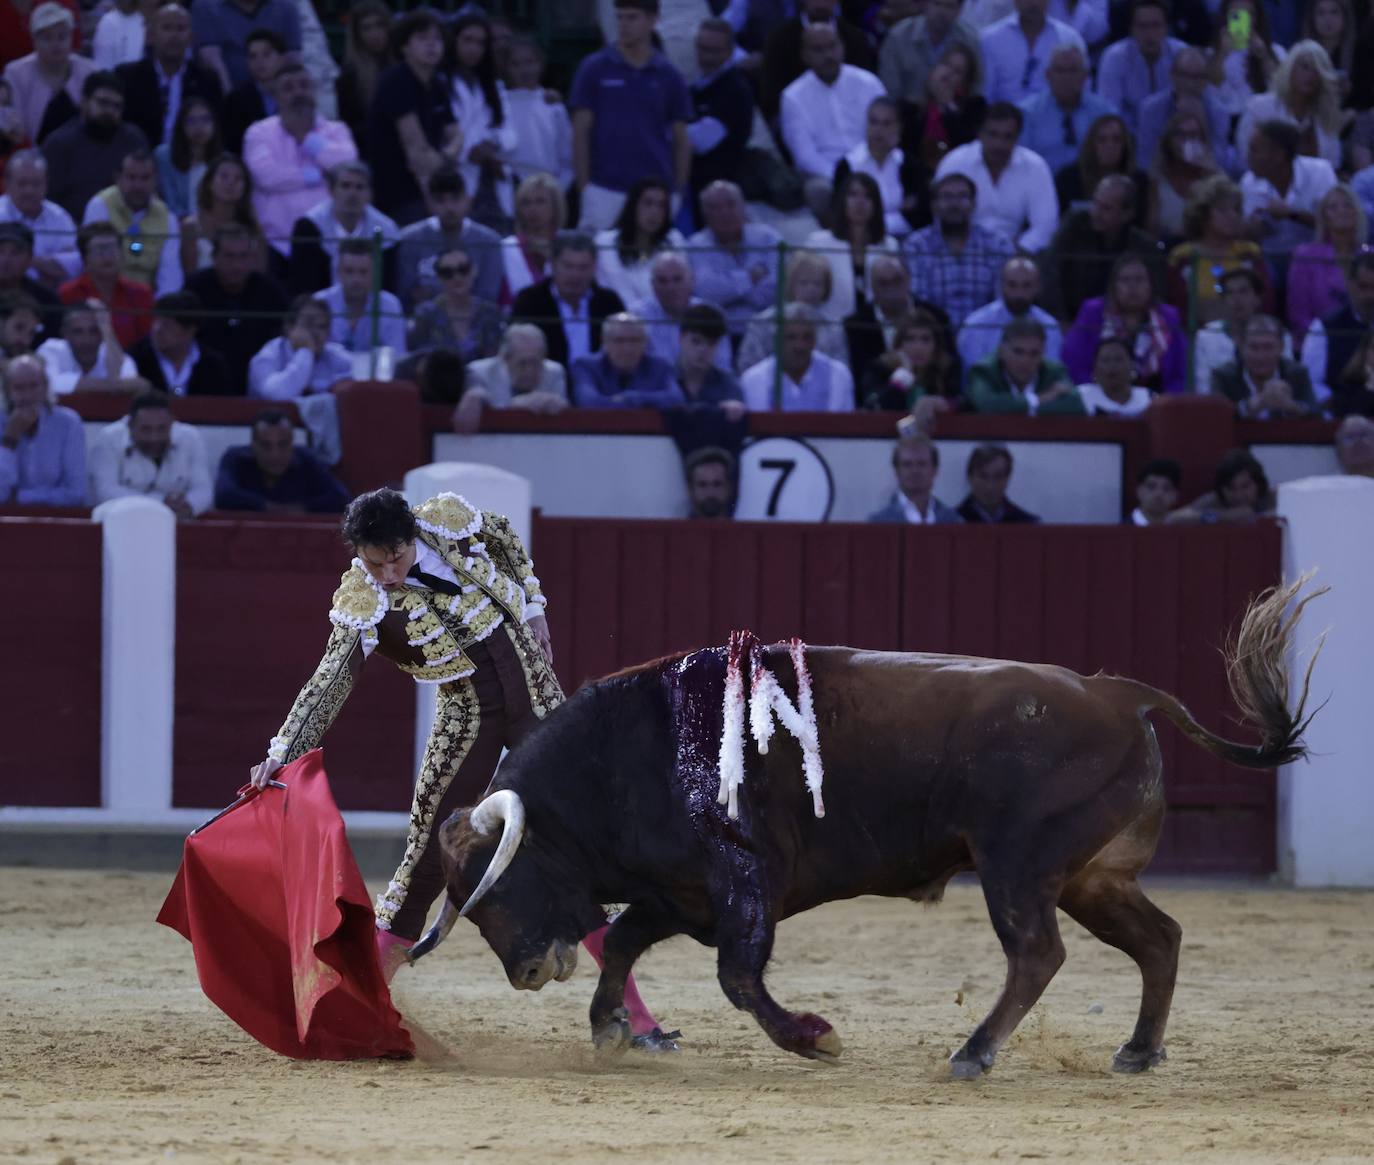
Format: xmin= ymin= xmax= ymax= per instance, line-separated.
xmin=458 ymin=789 xmax=526 ymax=917
xmin=408 ymin=896 xmax=459 ymax=963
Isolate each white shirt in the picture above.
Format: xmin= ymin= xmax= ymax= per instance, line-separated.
xmin=1077 ymin=382 xmax=1154 ymax=416
xmin=1240 ymin=156 xmax=1338 ymax=222
xmin=934 ymin=142 xmax=1059 ymax=252
xmin=740 ymin=353 xmax=855 ymax=412
xmin=452 ymin=76 xmax=518 ymax=216
xmin=36 ymin=338 xmax=137 ymax=396
xmin=80 ymin=196 xmax=184 ymax=297
xmin=156 ymin=341 xmax=202 ymax=396
xmin=1299 ymin=317 xmax=1343 ymax=405
xmin=842 ymin=142 xmax=910 ymax=238
xmin=594 ymin=228 xmax=686 ymax=311
xmin=899 ymin=493 xmax=935 ymax=523
xmin=406 ymin=530 xmax=544 ymax=621
xmin=555 ymin=290 xmax=593 ymax=365
xmin=249 ymin=336 xmax=354 ymax=400
xmin=0 ymin=196 xmax=80 ymax=282
xmin=88 ymin=417 xmax=213 ymax=515
xmin=779 ymin=65 xmax=887 ymax=179
xmin=92 ymin=8 xmax=147 ymax=70
xmin=802 ymin=228 xmax=901 ymax=321
xmin=503 ymin=88 xmax=573 ymax=187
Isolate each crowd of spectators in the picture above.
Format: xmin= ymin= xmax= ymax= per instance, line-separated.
xmin=0 ymin=0 xmax=1372 ymax=522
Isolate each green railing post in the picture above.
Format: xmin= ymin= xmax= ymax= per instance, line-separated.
xmin=367 ymin=226 xmax=384 ymax=379
xmin=771 ymin=238 xmax=788 ymax=411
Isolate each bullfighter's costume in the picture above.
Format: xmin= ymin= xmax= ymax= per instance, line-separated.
xmin=266 ymin=492 xmax=563 ymax=941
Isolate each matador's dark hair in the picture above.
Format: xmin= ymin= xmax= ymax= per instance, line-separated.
xmin=342 ymin=487 xmax=417 ymax=548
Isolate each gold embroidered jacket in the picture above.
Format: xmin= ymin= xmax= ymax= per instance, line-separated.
xmin=267 ymin=493 xmax=553 ymax=764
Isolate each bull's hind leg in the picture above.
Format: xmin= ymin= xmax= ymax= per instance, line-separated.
xmin=587 ymin=906 xmax=681 ymax=1053
xmin=949 ymin=878 xmax=1067 ymax=1078
xmin=1058 ymin=870 xmax=1181 ymax=1073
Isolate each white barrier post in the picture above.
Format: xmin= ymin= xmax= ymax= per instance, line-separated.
xmin=1277 ymin=475 xmax=1374 ymax=887
xmin=402 ymin=464 xmax=534 ymax=778
xmin=93 ymin=497 xmax=176 ymax=813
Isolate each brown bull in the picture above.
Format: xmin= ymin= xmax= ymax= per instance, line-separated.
xmin=409 ymin=579 xmax=1322 ymax=1076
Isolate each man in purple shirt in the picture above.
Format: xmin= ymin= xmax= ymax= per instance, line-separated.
xmin=569 ymin=0 xmax=692 ymax=231
xmin=0 ymin=354 xmax=87 ymax=505
xmin=571 ymin=312 xmax=684 ymax=409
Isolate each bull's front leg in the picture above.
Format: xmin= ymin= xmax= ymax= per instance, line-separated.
xmin=715 ymin=902 xmax=843 ymax=1063
xmin=586 ymin=907 xmax=680 ymax=1053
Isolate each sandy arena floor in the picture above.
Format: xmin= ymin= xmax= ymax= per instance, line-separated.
xmin=1 ymin=867 xmax=1371 ymax=1164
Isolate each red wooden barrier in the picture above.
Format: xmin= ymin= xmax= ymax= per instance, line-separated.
xmin=0 ymin=518 xmax=102 ymax=806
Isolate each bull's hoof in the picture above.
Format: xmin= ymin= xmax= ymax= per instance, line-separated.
xmin=948 ymin=1050 xmax=994 ymax=1079
xmin=591 ymin=1008 xmax=631 ymax=1056
xmin=1112 ymin=1044 xmax=1166 ymax=1074
xmin=805 ymin=1026 xmax=844 ymax=1065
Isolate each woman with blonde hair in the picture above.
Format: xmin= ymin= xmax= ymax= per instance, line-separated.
xmin=1287 ymin=184 xmax=1366 ymax=345
xmin=736 ymin=249 xmax=849 ymax=374
xmin=1236 ymin=40 xmax=1344 ymax=170
xmin=499 ymin=172 xmax=565 ymax=306
xmin=1166 ymin=172 xmax=1271 ymax=324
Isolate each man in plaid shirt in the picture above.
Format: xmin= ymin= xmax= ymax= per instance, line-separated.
xmin=904 ymin=173 xmax=1013 ymax=330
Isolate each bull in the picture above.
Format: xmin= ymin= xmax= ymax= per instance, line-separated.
xmin=408 ymin=579 xmax=1322 ymax=1077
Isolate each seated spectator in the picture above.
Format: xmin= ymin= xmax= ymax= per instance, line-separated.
xmin=740 ymin=304 xmax=854 ymax=412
xmin=153 ymin=97 xmax=221 ymax=220
xmin=862 ymin=309 xmax=958 ymax=411
xmin=683 ymin=445 xmax=736 ymax=520
xmin=1063 ymin=254 xmax=1186 ymax=394
xmin=499 ymin=172 xmax=562 ymax=307
xmin=1146 ymin=102 xmax=1223 ymax=242
xmin=737 ymin=249 xmax=850 ymax=375
xmin=83 ymin=148 xmax=182 ymax=296
xmin=905 ymin=172 xmax=1013 ymax=330
xmin=0 ymin=293 xmax=40 ymax=358
xmin=0 ymin=150 xmax=79 ymax=289
xmin=867 ymin=435 xmax=960 ymax=523
xmin=686 ymin=19 xmax=753 ymax=221
xmin=637 ymin=252 xmax=730 ymax=373
xmin=501 ymin=37 xmax=572 ymax=191
xmin=407 ymin=248 xmax=501 ymax=363
xmin=1166 ymin=448 xmax=1275 ymax=524
xmin=979 ymin=0 xmax=1087 ymax=105
xmin=319 ymin=237 xmax=406 ymax=358
xmin=833 ymin=96 xmax=921 ymax=239
xmin=335 ymin=4 xmax=391 ymax=154
xmin=967 ymin=318 xmax=1084 ymax=414
xmin=293 ymin=160 xmax=399 ymax=288
xmin=804 ymin=172 xmax=900 ymax=321
xmin=1019 ymin=45 xmax=1117 ymax=181
xmin=221 ymin=29 xmax=286 ymax=155
xmin=780 ymin=23 xmax=886 ymax=222
xmin=897 ymin=42 xmax=985 ymax=181
xmin=956 ymin=443 xmax=1040 ymax=523
xmin=1212 ymin=314 xmax=1318 ymax=418
xmin=1234 ymin=41 xmax=1343 ymax=174
xmin=0 ymin=352 xmax=85 ymax=505
xmin=59 ymin=222 xmax=153 ymax=349
xmin=395 ymin=165 xmax=502 ymax=310
xmin=933 ymin=101 xmax=1058 ymax=253
xmin=594 ymin=177 xmax=684 ymax=311
xmin=248 ymin=295 xmax=351 ymax=400
xmin=1130 ymin=457 xmax=1181 ymax=525
xmin=1053 ymin=115 xmax=1148 ymax=228
xmin=179 ymin=154 xmax=263 ymax=278
xmin=129 ymin=290 xmax=232 ymax=396
xmin=760 ymin=0 xmax=875 ymax=126
xmin=244 ymin=59 xmax=357 ymax=256
xmin=0 ymin=221 xmax=62 ymax=338
xmin=687 ymin=180 xmax=781 ymax=342
xmin=511 ymin=230 xmax=626 ymax=369
xmin=456 ymin=323 xmax=568 ymax=432
xmin=1166 ymin=174 xmax=1269 ymax=326
xmin=115 ymin=3 xmax=222 ymax=150
xmin=41 ymin=72 xmax=149 ymax=224
xmin=92 ymin=0 xmax=150 ymax=72
xmin=1300 ymin=251 xmax=1374 ymax=407
xmin=214 ymin=407 xmax=349 ymax=513
xmin=1042 ymin=176 xmax=1160 ymax=323
xmin=1076 ymin=335 xmax=1154 ymax=416
xmin=1287 ymin=184 xmax=1366 ymax=347
xmin=0 ymin=80 xmax=27 ymax=181
xmin=1194 ymin=268 xmax=1290 ymax=394
xmin=1096 ymin=0 xmax=1185 ymax=136
xmin=88 ymin=388 xmax=212 ymax=517
xmin=448 ymin=12 xmax=517 ymax=234
xmin=571 ymin=312 xmax=683 ymax=410
xmin=1207 ymin=0 xmax=1281 ymax=133
xmin=37 ymin=299 xmax=139 ymax=394
xmin=845 ymin=253 xmax=932 ymax=386
xmin=185 ymin=223 xmax=287 ymax=388
xmin=1136 ymin=47 xmax=1236 ymax=178
xmin=3 ymin=3 xmax=95 ymax=144
xmin=1334 ymin=414 xmax=1374 ymax=475
xmin=191 ymin=0 xmax=300 ymax=93
xmin=675 ymin=303 xmax=744 ymax=417
xmin=958 ymin=255 xmax=1063 ymax=371
xmin=877 ymin=0 xmax=981 ymax=117
xmin=1241 ymin=119 xmax=1338 ymax=267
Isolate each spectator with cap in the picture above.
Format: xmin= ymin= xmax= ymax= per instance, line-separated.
xmin=512 ymin=230 xmax=626 ymax=370
xmin=0 ymin=352 xmax=86 ymax=505
xmin=128 ymin=289 xmax=232 ymax=396
xmin=878 ymin=0 xmax=981 ymax=111
xmin=2 ymin=3 xmax=95 ymax=144
xmin=40 ymin=72 xmax=148 ymax=223
xmin=934 ymin=102 xmax=1058 ymax=253
xmin=867 ymin=435 xmax=961 ymax=523
xmin=184 ymin=222 xmax=288 ymax=388
xmin=1334 ymin=415 xmax=1374 ymax=476
xmin=318 ymin=237 xmax=406 ymax=359
xmin=958 ymin=255 xmax=1062 ymax=371
xmin=1095 ymin=0 xmax=1186 ymax=135
xmin=1300 ymin=250 xmax=1374 ymax=407
xmin=456 ymin=323 xmax=569 ymax=433
xmin=1212 ymin=314 xmax=1317 ymax=417
xmin=956 ymin=443 xmax=1040 ymax=523
xmin=966 ymin=317 xmax=1084 ymax=414
xmin=248 ymin=294 xmax=351 ymax=401
xmin=1016 ymin=44 xmax=1116 ymax=179
xmin=395 ymin=165 xmax=503 ymax=310
xmin=978 ymin=0 xmax=1086 ymax=106
xmin=36 ymin=298 xmax=140 ymax=394
xmin=88 ymin=387 xmax=213 ymax=517
xmin=904 ymin=172 xmax=1013 ymax=331
xmin=0 ymin=222 xmax=63 ymax=336
xmin=214 ymin=408 xmax=349 ymax=513
xmin=571 ymin=312 xmax=683 ymax=410
xmin=686 ymin=18 xmax=754 ymax=221
xmin=82 ymin=148 xmax=182 ymax=296
xmin=191 ymin=0 xmax=301 ymax=94
xmin=683 ymin=445 xmax=736 ymax=519
xmin=740 ymin=303 xmax=854 ymax=412
xmin=0 ymin=149 xmax=79 ymax=288
xmin=687 ymin=180 xmax=781 ymax=344
xmin=675 ymin=303 xmax=744 ymax=417
xmin=114 ymin=3 xmax=222 ymax=151
xmin=1130 ymin=457 xmax=1181 ymax=525
xmin=569 ymin=0 xmax=691 ymax=231
xmin=58 ymin=222 xmax=153 ymax=349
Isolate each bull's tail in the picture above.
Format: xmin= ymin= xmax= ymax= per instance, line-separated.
xmin=1130 ymin=576 xmax=1326 ymax=769
xmin=407 ymin=895 xmax=460 ymax=965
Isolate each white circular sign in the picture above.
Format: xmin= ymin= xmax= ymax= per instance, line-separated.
xmin=734 ymin=436 xmax=835 ymax=522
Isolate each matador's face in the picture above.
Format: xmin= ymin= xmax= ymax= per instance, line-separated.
xmin=357 ymin=541 xmax=418 ymax=591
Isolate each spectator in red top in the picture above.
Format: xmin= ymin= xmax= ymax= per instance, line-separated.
xmin=59 ymin=220 xmax=152 ymax=347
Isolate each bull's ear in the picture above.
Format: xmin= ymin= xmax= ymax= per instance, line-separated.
xmin=459 ymin=790 xmax=527 ymax=916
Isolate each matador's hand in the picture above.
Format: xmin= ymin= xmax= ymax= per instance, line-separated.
xmin=249 ymin=756 xmax=282 ymax=790
xmin=527 ymin=614 xmax=554 ymax=667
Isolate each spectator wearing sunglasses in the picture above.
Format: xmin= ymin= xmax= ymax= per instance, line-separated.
xmin=407 ymin=247 xmax=501 ymax=363
xmin=81 ymin=148 xmax=182 ymax=295
xmin=1016 ymin=44 xmax=1116 ymax=178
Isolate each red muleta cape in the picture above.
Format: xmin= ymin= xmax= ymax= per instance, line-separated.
xmin=157 ymin=750 xmax=415 ymax=1060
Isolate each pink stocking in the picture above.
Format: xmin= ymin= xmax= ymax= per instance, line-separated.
xmin=582 ymin=924 xmax=660 ymax=1035
xmin=376 ymin=930 xmax=414 ymax=986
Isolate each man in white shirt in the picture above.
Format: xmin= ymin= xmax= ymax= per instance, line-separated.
xmin=88 ymin=389 xmax=214 ymax=517
xmin=36 ymin=299 xmax=140 ymax=394
xmin=740 ymin=303 xmax=854 ymax=412
xmin=1241 ymin=120 xmax=1338 ymax=262
xmin=978 ymin=0 xmax=1085 ymax=105
xmin=867 ymin=436 xmax=962 ymax=524
xmin=92 ymin=0 xmax=149 ymax=71
xmin=834 ymin=96 xmax=914 ymax=238
xmin=779 ymin=23 xmax=886 ymax=221
xmin=958 ymin=255 xmax=1063 ymax=370
xmin=0 ymin=151 xmax=79 ymax=288
xmin=934 ymin=102 xmax=1059 ymax=252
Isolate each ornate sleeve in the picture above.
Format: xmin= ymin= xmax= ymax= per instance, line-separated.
xmin=266 ymin=625 xmax=365 ymax=763
xmin=480 ymin=512 xmax=546 ymax=619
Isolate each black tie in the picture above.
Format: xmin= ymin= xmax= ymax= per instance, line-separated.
xmin=1062 ymin=111 xmax=1078 ymax=147
xmin=406 ymin=563 xmax=461 ymax=596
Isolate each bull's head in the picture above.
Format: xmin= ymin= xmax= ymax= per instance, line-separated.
xmin=411 ymin=790 xmax=604 ymax=991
